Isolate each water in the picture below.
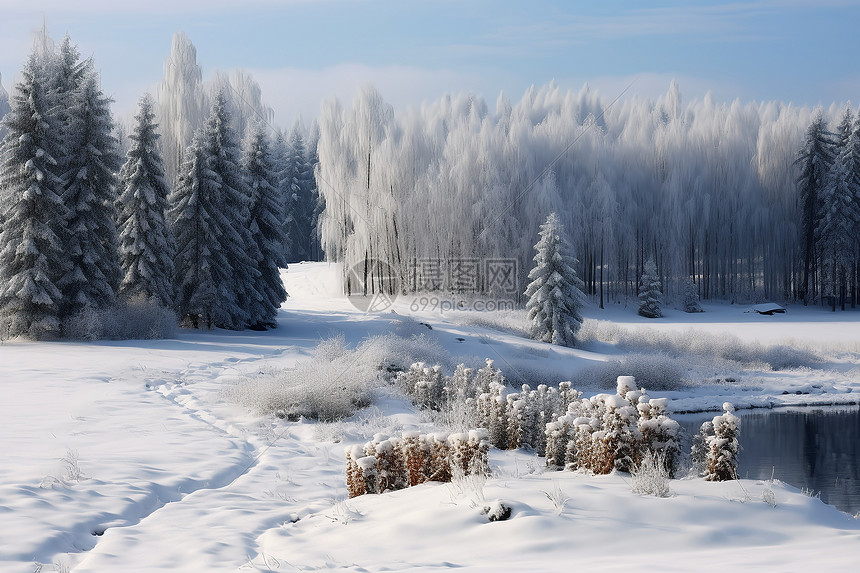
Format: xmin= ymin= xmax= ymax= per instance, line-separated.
xmin=676 ymin=406 xmax=860 ymax=516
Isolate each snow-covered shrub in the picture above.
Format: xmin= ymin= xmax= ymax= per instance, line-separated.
xmin=594 ymin=393 xmax=641 ymax=473
xmin=637 ymin=397 xmax=681 ymax=477
xmin=571 ymin=352 xmax=686 ymax=392
xmin=577 ymin=319 xmax=820 ymax=372
xmin=347 ymin=430 xmax=489 ymax=498
xmin=682 ymin=276 xmax=704 ymax=313
xmin=476 ymin=381 xmax=509 ymax=449
xmin=346 ymin=446 xmax=378 ymax=498
xmin=233 ymin=359 xmax=378 ymax=421
xmin=638 ymin=258 xmax=663 ymax=318
xmin=690 ymin=420 xmax=713 ymax=476
xmin=64 ymin=295 xmax=177 ymax=340
xmin=705 ymin=403 xmax=741 ymax=481
xmin=631 ymin=450 xmax=671 ymax=497
xmin=314 ymin=333 xmax=349 ymax=362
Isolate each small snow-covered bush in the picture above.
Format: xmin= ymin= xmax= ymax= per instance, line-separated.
xmin=572 ymin=352 xmax=687 ymax=392
xmin=346 ymin=430 xmax=490 ymax=498
xmin=64 ymin=295 xmax=177 ymax=340
xmin=705 ymin=402 xmax=741 ymax=481
xmin=631 ymin=450 xmax=671 ymax=497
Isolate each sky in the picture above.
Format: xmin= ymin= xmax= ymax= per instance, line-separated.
xmin=2 ymin=0 xmax=860 ymax=127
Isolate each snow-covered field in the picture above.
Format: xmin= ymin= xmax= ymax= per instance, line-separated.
xmin=2 ymin=262 xmax=859 ymax=572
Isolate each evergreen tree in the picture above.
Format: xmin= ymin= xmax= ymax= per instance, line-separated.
xmin=205 ymin=90 xmax=262 ymax=328
xmin=638 ymin=258 xmax=663 ymax=318
xmin=170 ymin=90 xmax=260 ymax=329
xmin=795 ymin=110 xmax=836 ymax=303
xmin=682 ymin=275 xmax=703 ymax=313
xmin=116 ymin=94 xmax=175 ymax=308
xmin=0 ymin=55 xmax=68 ymax=338
xmin=820 ymin=106 xmax=860 ymax=310
xmin=169 ymin=134 xmax=219 ymax=328
xmin=524 ymin=212 xmax=585 ymax=347
xmin=281 ymin=120 xmax=316 ymax=262
xmin=58 ymin=72 xmax=122 ymax=317
xmin=242 ymin=123 xmax=288 ymax=328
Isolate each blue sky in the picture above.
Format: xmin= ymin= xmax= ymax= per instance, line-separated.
xmin=2 ymin=0 xmax=859 ymax=126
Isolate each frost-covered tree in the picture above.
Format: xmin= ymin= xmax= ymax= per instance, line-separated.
xmin=682 ymin=275 xmax=703 ymax=313
xmin=58 ymin=71 xmax=122 ymax=317
xmin=116 ymin=94 xmax=175 ymax=307
xmin=0 ymin=54 xmax=68 ymax=338
xmin=242 ymin=122 xmax=287 ymax=328
xmin=157 ymin=32 xmax=206 ymax=187
xmin=638 ymin=258 xmax=663 ymax=318
xmin=795 ymin=111 xmax=836 ymax=303
xmin=524 ymin=212 xmax=585 ymax=346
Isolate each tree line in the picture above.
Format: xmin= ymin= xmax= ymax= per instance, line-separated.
xmin=0 ymin=32 xmax=318 ymax=339
xmin=316 ymin=83 xmax=860 ymax=309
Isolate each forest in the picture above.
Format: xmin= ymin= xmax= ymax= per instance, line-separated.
xmin=0 ymin=30 xmax=858 ymax=339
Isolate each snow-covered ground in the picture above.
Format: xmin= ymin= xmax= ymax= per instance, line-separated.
xmin=1 ymin=262 xmax=859 ymax=572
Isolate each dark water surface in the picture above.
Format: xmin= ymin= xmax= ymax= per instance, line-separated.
xmin=676 ymin=406 xmax=860 ymax=515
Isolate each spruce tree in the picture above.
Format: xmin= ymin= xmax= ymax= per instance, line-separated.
xmin=169 ymin=133 xmax=219 ymax=328
xmin=820 ymin=107 xmax=860 ymax=310
xmin=0 ymin=55 xmax=68 ymax=338
xmin=242 ymin=123 xmax=288 ymax=328
xmin=281 ymin=121 xmax=315 ymax=262
xmin=116 ymin=94 xmax=175 ymax=308
xmin=795 ymin=111 xmax=836 ymax=303
xmin=58 ymin=72 xmax=122 ymax=317
xmin=638 ymin=258 xmax=663 ymax=318
xmin=204 ymin=90 xmax=262 ymax=329
xmin=682 ymin=275 xmax=703 ymax=313
xmin=170 ymin=90 xmax=260 ymax=329
xmin=524 ymin=212 xmax=585 ymax=347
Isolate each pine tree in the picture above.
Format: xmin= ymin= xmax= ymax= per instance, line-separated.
xmin=524 ymin=212 xmax=586 ymax=347
xmin=795 ymin=111 xmax=836 ymax=303
xmin=242 ymin=123 xmax=288 ymax=328
xmin=116 ymin=94 xmax=175 ymax=308
xmin=170 ymin=90 xmax=260 ymax=329
xmin=820 ymin=107 xmax=860 ymax=310
xmin=280 ymin=120 xmax=316 ymax=262
xmin=0 ymin=54 xmax=68 ymax=338
xmin=58 ymin=72 xmax=122 ymax=317
xmin=682 ymin=275 xmax=703 ymax=313
xmin=169 ymin=133 xmax=219 ymax=328
xmin=205 ymin=90 xmax=262 ymax=329
xmin=638 ymin=258 xmax=663 ymax=318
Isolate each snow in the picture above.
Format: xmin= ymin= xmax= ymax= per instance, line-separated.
xmin=0 ymin=262 xmax=858 ymax=571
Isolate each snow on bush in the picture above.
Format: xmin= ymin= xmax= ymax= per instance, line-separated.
xmin=704 ymin=402 xmax=741 ymax=481
xmin=572 ymin=352 xmax=687 ymax=392
xmin=577 ymin=319 xmax=819 ymax=371
xmin=346 ymin=430 xmax=490 ymax=498
xmin=631 ymin=450 xmax=671 ymax=497
xmin=234 ymin=333 xmax=450 ymax=421
xmin=64 ymin=295 xmax=177 ymax=340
